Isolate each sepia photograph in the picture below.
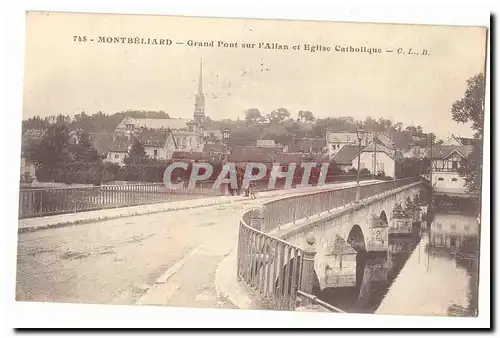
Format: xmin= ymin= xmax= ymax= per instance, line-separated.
xmin=16 ymin=10 xmax=488 ymax=322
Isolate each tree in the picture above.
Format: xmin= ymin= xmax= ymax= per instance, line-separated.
xmin=394 ymin=122 xmax=403 ymax=132
xmin=458 ymin=142 xmax=483 ymax=194
xmin=267 ymin=108 xmax=290 ymax=124
xmin=451 ymin=73 xmax=485 ymax=194
xmin=72 ymin=132 xmax=100 ymax=163
xmin=244 ymin=108 xmax=262 ymax=125
xmin=298 ymin=110 xmax=315 ymax=123
xmin=124 ymin=139 xmax=149 ymax=165
xmin=395 ymin=157 xmax=430 ymax=179
xmin=31 ymin=122 xmax=72 ymax=181
xmin=451 ymin=73 xmax=485 ymax=138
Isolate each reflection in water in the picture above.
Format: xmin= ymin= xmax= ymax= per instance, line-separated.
xmin=319 ymin=212 xmax=479 ymax=316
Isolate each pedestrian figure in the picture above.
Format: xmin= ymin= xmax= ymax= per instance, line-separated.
xmin=249 ymin=181 xmax=257 ymax=199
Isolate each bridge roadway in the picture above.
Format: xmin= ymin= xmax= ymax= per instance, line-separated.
xmin=16 ymin=180 xmax=380 ymax=309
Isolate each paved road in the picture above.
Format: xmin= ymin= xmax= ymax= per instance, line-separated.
xmin=16 ymin=181 xmax=379 ymax=308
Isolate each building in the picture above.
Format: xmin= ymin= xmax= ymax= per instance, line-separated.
xmin=331 ymin=134 xmax=397 ymax=177
xmin=105 ymin=138 xmax=130 ymax=166
xmin=100 ymin=60 xmax=211 ymax=165
xmin=114 ymin=116 xmax=192 ymax=137
xmin=283 ymin=137 xmax=326 ymax=154
xmin=229 ymin=146 xmax=280 ymax=168
xmin=114 ymin=60 xmax=208 ymax=142
xmin=430 ymin=145 xmax=473 ymax=196
xmin=331 ymin=145 xmax=360 ymax=171
xmin=443 ymin=134 xmax=481 ymax=148
xmin=325 ymin=131 xmax=372 ymax=159
xmin=402 ymin=145 xmax=428 ymax=159
xmin=354 ymin=143 xmax=397 ymax=178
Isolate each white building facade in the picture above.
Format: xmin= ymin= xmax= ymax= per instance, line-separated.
xmin=430 ymin=146 xmax=473 ymax=196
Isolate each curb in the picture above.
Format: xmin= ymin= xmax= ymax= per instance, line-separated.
xmin=18 ymin=199 xmax=234 ymax=234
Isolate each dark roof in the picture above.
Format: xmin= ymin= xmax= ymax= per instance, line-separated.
xmin=287 ymin=138 xmax=326 ymax=153
xmin=137 ymin=130 xmax=166 ymax=146
xmin=361 ymin=144 xmax=396 ymax=160
xmin=90 ymin=133 xmax=130 ymax=154
xmin=203 ymin=143 xmax=226 ymax=154
xmin=430 ymin=145 xmax=473 ymax=159
xmin=171 ymin=151 xmax=208 ymax=161
xmin=229 ymin=146 xmax=279 ymax=163
xmin=332 ymin=145 xmax=360 ymax=165
xmin=274 ymin=152 xmax=328 ymax=165
xmin=109 ymin=139 xmax=130 ymax=152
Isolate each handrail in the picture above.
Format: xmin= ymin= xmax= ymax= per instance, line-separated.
xmin=236 ymin=177 xmax=425 ymax=312
xmin=237 ymin=209 xmax=304 ymax=311
xmin=297 ymin=290 xmax=346 ymax=313
xmin=18 ymin=183 xmax=218 ymax=219
xmin=262 ymin=177 xmax=422 ymax=233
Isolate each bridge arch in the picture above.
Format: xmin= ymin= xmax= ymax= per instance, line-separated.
xmin=380 ymin=210 xmax=389 ymax=225
xmin=347 ymin=224 xmax=367 ymax=252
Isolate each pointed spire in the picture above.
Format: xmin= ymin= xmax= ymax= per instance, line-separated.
xmin=198 ymin=59 xmax=203 ymax=95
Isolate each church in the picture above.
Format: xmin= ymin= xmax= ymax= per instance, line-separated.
xmin=106 ymin=60 xmax=220 ymax=164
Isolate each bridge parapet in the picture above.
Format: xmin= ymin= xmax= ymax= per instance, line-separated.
xmin=262 ymin=177 xmax=421 ymax=233
xmin=237 ymin=208 xmax=305 ymax=311
xmin=18 ymin=182 xmax=219 ymax=219
xmin=236 ymin=177 xmax=426 ymax=312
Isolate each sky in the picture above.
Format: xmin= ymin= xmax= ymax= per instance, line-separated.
xmin=22 ymin=12 xmax=487 ymax=138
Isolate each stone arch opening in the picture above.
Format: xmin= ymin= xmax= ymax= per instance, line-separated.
xmin=347 ymin=225 xmax=367 ymax=252
xmin=380 ymin=210 xmax=389 ymax=225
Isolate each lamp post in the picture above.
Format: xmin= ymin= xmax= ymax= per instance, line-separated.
xmin=222 ymin=127 xmax=231 ymax=195
xmin=355 ymin=127 xmax=364 ymax=203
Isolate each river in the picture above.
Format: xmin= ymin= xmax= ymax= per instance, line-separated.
xmin=319 ymin=211 xmax=480 ymax=317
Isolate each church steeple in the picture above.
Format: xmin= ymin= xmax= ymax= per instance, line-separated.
xmin=194 ymin=59 xmax=205 ymax=124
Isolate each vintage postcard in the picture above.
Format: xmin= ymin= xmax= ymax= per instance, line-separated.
xmin=17 ymin=11 xmax=488 ymax=320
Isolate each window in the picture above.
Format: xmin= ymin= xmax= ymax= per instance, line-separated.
xmin=114 ymin=154 xmax=120 ymax=159
xmin=154 ymin=149 xmax=158 ymax=157
xmin=126 ymin=124 xmax=134 ymax=130
xmin=438 ymin=177 xmax=444 ymax=181
xmin=377 ymin=162 xmax=384 ymax=171
xmin=451 ymin=178 xmax=458 ymax=182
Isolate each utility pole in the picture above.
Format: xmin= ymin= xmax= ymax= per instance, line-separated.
xmin=428 ymin=133 xmax=434 ymax=205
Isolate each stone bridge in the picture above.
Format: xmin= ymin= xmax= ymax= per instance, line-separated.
xmin=271 ymin=179 xmax=425 ymax=290
xmin=237 ymin=177 xmax=430 ymax=310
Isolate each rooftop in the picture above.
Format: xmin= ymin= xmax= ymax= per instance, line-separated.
xmin=122 ymin=117 xmax=191 ymax=130
xmin=332 ymin=145 xmax=360 ymax=165
xmin=430 ymin=145 xmax=473 ymax=159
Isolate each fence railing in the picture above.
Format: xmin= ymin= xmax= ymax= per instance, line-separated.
xmin=18 ymin=183 xmax=219 ymax=219
xmin=262 ymin=177 xmax=422 ymax=233
xmin=296 ymin=290 xmax=346 ymax=313
xmin=237 ymin=177 xmax=423 ymax=312
xmin=237 ymin=209 xmax=304 ymax=311
xmin=17 ymin=174 xmax=376 ymax=219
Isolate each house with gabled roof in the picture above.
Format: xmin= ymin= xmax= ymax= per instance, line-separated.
xmin=430 ymin=145 xmax=474 ymax=196
xmin=332 ymin=140 xmax=397 ymax=178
